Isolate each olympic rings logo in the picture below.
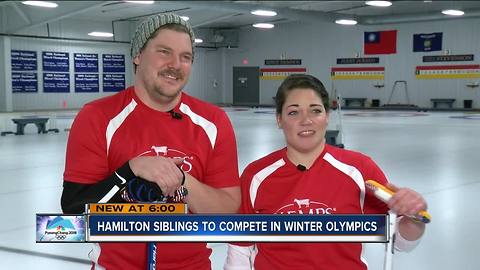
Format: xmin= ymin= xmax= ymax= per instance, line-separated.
xmin=55 ymin=233 xmax=67 ymax=240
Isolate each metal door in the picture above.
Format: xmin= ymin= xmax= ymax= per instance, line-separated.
xmin=233 ymin=66 xmax=259 ymax=106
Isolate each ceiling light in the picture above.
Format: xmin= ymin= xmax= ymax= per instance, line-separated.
xmin=251 ymin=10 xmax=277 ymax=17
xmin=442 ymin=9 xmax=464 ymax=16
xmin=124 ymin=1 xmax=154 ymax=4
xmin=365 ymin=1 xmax=392 ymax=7
xmin=253 ymin=23 xmax=274 ymax=29
xmin=335 ymin=19 xmax=358 ymax=25
xmin=194 ymin=38 xmax=203 ymax=43
xmin=22 ymin=1 xmax=58 ymax=8
xmin=180 ymin=16 xmax=189 ymax=21
xmin=88 ymin=32 xmax=114 ymax=37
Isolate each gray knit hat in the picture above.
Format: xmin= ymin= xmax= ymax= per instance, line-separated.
xmin=131 ymin=13 xmax=195 ymax=57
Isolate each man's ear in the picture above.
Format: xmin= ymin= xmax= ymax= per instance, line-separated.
xmin=133 ymin=55 xmax=140 ymax=66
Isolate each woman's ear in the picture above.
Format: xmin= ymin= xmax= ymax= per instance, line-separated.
xmin=276 ymin=115 xmax=282 ymax=129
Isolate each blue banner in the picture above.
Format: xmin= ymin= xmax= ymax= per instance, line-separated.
xmin=103 ymin=73 xmax=125 ymax=92
xmin=11 ymin=50 xmax=37 ymax=71
xmin=74 ymin=53 xmax=98 ymax=72
xmin=103 ymin=54 xmax=125 ymax=73
xmin=12 ymin=72 xmax=37 ymax=93
xmin=413 ymin=32 xmax=442 ymax=52
xmin=43 ymin=73 xmax=70 ymax=93
xmin=43 ymin=51 xmax=69 ymax=72
xmin=87 ymin=214 xmax=388 ymax=242
xmin=75 ymin=73 xmax=99 ymax=92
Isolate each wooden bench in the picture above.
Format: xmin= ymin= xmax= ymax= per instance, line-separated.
xmin=343 ymin=98 xmax=367 ymax=107
xmin=1 ymin=117 xmax=59 ymax=136
xmin=430 ymin=98 xmax=455 ymax=109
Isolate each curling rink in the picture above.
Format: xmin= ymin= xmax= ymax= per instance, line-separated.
xmin=0 ymin=108 xmax=479 ymax=270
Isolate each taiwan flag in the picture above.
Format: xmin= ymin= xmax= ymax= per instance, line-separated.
xmin=413 ymin=32 xmax=442 ymax=52
xmin=364 ymin=30 xmax=397 ymax=55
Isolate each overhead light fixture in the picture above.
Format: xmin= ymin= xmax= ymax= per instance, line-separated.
xmin=22 ymin=1 xmax=58 ymax=8
xmin=124 ymin=1 xmax=154 ymax=4
xmin=253 ymin=23 xmax=274 ymax=29
xmin=88 ymin=32 xmax=114 ymax=37
xmin=251 ymin=10 xmax=277 ymax=17
xmin=335 ymin=19 xmax=358 ymax=25
xmin=442 ymin=9 xmax=464 ymax=16
xmin=180 ymin=16 xmax=189 ymax=21
xmin=365 ymin=1 xmax=392 ymax=7
xmin=194 ymin=38 xmax=203 ymax=43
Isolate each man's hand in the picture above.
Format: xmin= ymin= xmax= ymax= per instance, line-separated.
xmin=129 ymin=156 xmax=184 ymax=197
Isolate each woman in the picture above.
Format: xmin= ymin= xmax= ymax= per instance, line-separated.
xmin=224 ymin=74 xmax=427 ymax=270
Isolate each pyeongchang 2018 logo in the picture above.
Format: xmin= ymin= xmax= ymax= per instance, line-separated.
xmin=275 ymin=198 xmax=337 ymax=215
xmin=137 ymin=146 xmax=194 ymax=173
xmin=36 ymin=215 xmax=85 ymax=242
xmin=43 ymin=216 xmax=77 ymax=240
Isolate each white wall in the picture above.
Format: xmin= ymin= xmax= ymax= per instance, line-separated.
xmin=223 ymin=18 xmax=480 ymax=108
xmin=3 ymin=14 xmax=480 ymax=110
xmin=3 ymin=38 xmax=226 ymax=111
xmin=9 ymin=36 xmax=132 ymax=111
xmin=185 ymin=47 xmax=225 ymax=104
xmin=0 ymin=37 xmax=6 ymax=111
xmin=0 ymin=16 xmax=135 ymax=112
xmin=0 ymin=14 xmax=226 ymax=111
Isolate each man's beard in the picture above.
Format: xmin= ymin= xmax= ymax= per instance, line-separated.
xmin=152 ymin=84 xmax=182 ymax=99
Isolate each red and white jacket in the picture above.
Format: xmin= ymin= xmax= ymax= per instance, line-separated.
xmin=64 ymin=86 xmax=240 ymax=270
xmin=228 ymin=145 xmax=389 ymax=270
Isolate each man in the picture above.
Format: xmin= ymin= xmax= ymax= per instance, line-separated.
xmin=61 ymin=13 xmax=240 ymax=269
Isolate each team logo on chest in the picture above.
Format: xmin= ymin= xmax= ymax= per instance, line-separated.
xmin=137 ymin=145 xmax=194 ymax=172
xmin=275 ymin=198 xmax=337 ymax=215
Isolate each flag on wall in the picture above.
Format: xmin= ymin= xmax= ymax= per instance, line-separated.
xmin=364 ymin=30 xmax=397 ymax=55
xmin=413 ymin=32 xmax=442 ymax=52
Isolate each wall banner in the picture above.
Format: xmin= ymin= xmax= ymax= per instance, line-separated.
xmin=43 ymin=51 xmax=69 ymax=72
xmin=12 ymin=72 xmax=38 ymax=92
xmin=415 ymin=64 xmax=480 ymax=79
xmin=75 ymin=73 xmax=99 ymax=92
xmin=336 ymin=57 xmax=379 ymax=64
xmin=422 ymin=54 xmax=474 ymax=63
xmin=74 ymin=53 xmax=98 ymax=72
xmin=43 ymin=73 xmax=70 ymax=93
xmin=264 ymin=59 xmax=302 ymax=65
xmin=331 ymin=67 xmax=384 ymax=80
xmin=103 ymin=54 xmax=125 ymax=73
xmin=11 ymin=50 xmax=37 ymax=71
xmin=103 ymin=73 xmax=125 ymax=92
xmin=260 ymin=68 xmax=306 ymax=80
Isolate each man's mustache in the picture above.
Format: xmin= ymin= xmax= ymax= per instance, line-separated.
xmin=159 ymin=68 xmax=183 ymax=80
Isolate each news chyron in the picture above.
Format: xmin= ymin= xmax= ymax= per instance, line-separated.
xmin=37 ymin=204 xmax=387 ymax=243
xmin=36 ymin=214 xmax=86 ymax=242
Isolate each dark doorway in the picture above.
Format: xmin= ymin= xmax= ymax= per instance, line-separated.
xmin=233 ymin=66 xmax=259 ymax=106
